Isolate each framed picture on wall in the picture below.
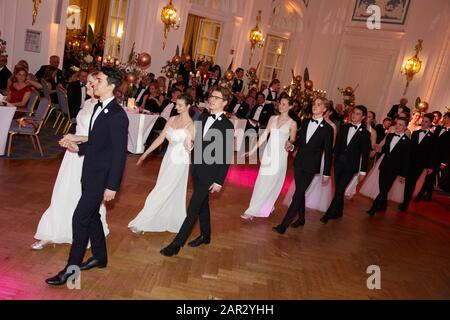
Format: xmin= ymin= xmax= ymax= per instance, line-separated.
xmin=24 ymin=29 xmax=42 ymax=53
xmin=352 ymin=0 xmax=411 ymax=25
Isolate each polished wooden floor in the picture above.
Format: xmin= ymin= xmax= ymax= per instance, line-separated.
xmin=0 ymin=153 xmax=449 ymax=300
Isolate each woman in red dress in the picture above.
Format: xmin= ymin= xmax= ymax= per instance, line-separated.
xmin=6 ymin=66 xmax=32 ymax=108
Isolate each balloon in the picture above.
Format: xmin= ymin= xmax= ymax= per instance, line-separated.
xmin=294 ymin=75 xmax=302 ymax=84
xmin=126 ymin=73 xmax=136 ymax=84
xmin=166 ymin=70 xmax=174 ymax=78
xmin=304 ymin=80 xmax=314 ymax=90
xmin=345 ymin=86 xmax=353 ymax=95
xmin=418 ymin=101 xmax=429 ymax=112
xmin=81 ymin=42 xmax=92 ymax=53
xmin=224 ymin=70 xmax=235 ymax=82
xmin=172 ymin=55 xmax=181 ymax=65
xmin=137 ymin=52 xmax=151 ymax=69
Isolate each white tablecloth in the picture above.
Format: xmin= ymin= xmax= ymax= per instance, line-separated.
xmin=126 ymin=112 xmax=159 ymax=154
xmin=0 ymin=105 xmax=17 ymax=156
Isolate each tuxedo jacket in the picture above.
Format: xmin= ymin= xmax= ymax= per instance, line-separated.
xmin=144 ymin=97 xmax=161 ymax=114
xmin=159 ymin=99 xmax=179 ymax=117
xmin=387 ymin=104 xmax=411 ymax=119
xmin=67 ymin=81 xmax=90 ymax=119
xmin=232 ymin=78 xmax=244 ymax=93
xmin=203 ymin=77 xmax=220 ymax=94
xmin=434 ymin=128 xmax=450 ymax=167
xmin=0 ymin=66 xmax=12 ymax=91
xmin=263 ymin=88 xmax=279 ymax=102
xmin=293 ymin=118 xmax=334 ymax=176
xmin=78 ymin=100 xmax=129 ymax=192
xmin=248 ymin=103 xmax=276 ymax=127
xmin=379 ymin=133 xmax=411 ymax=178
xmin=409 ymin=129 xmax=437 ymax=171
xmin=133 ymin=85 xmax=149 ymax=106
xmin=35 ymin=65 xmax=65 ymax=86
xmin=375 ymin=124 xmax=388 ymax=144
xmin=192 ymin=113 xmax=235 ymax=187
xmin=334 ymin=124 xmax=371 ymax=174
xmin=227 ymin=98 xmax=249 ymax=119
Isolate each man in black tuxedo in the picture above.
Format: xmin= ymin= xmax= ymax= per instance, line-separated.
xmin=67 ymin=69 xmax=89 ymax=119
xmin=161 ymin=86 xmax=235 ymax=256
xmin=416 ymin=112 xmax=450 ymax=201
xmin=247 ymin=92 xmax=276 ymax=130
xmin=321 ymin=105 xmax=371 ymax=223
xmin=273 ymin=98 xmax=334 ymax=234
xmin=133 ymin=74 xmax=150 ymax=107
xmin=367 ymin=117 xmax=411 ymax=216
xmin=231 ymin=68 xmax=245 ymax=93
xmin=35 ymin=55 xmax=65 ymax=86
xmin=0 ymin=55 xmax=12 ymax=93
xmin=46 ymin=68 xmax=129 ymax=285
xmin=202 ymin=65 xmax=221 ymax=99
xmin=227 ymin=92 xmax=249 ymax=119
xmin=387 ymin=98 xmax=410 ymax=119
xmin=262 ymin=79 xmax=281 ymax=103
xmin=399 ymin=113 xmax=436 ymax=211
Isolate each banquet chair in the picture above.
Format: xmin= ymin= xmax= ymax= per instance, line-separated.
xmin=41 ymin=79 xmax=61 ymax=128
xmin=15 ymin=89 xmax=39 ymax=116
xmin=55 ymin=86 xmax=75 ymax=135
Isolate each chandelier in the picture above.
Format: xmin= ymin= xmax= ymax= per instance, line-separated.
xmin=249 ymin=10 xmax=265 ymax=65
xmin=161 ymin=0 xmax=180 ymax=50
xmin=401 ymin=39 xmax=423 ymax=95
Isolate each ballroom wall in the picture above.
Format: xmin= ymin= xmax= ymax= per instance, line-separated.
xmin=0 ymin=0 xmax=448 ymax=117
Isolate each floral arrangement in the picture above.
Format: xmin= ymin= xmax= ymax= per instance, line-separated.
xmin=0 ymin=35 xmax=7 ymax=56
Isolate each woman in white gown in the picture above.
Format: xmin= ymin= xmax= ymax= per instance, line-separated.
xmin=240 ymin=96 xmax=297 ymax=220
xmin=32 ymin=73 xmax=109 ymax=250
xmin=283 ymin=110 xmax=337 ymax=212
xmin=128 ymin=93 xmax=194 ymax=233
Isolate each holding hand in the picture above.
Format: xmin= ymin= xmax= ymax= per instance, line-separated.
xmin=104 ymin=189 xmax=116 ymax=202
xmin=398 ymin=177 xmax=406 ymax=184
xmin=285 ymin=141 xmax=294 ymax=152
xmin=209 ymin=183 xmax=222 ymax=194
xmin=59 ymin=139 xmax=79 ymax=153
xmin=322 ymin=176 xmax=330 ymax=186
xmin=136 ymin=154 xmax=148 ymax=166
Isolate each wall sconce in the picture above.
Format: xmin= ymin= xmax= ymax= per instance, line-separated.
xmin=249 ymin=10 xmax=265 ymax=65
xmin=32 ymin=0 xmax=42 ymax=26
xmin=401 ymin=39 xmax=423 ymax=95
xmin=161 ymin=0 xmax=181 ymax=50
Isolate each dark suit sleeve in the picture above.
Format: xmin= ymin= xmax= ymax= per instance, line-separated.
xmin=214 ymin=122 xmax=235 ymax=186
xmin=78 ymin=142 xmax=88 ymax=156
xmin=387 ymin=106 xmax=396 ymax=119
xmin=35 ymin=66 xmax=45 ymax=81
xmin=106 ymin=110 xmax=129 ymax=191
xmin=400 ymin=139 xmax=411 ymax=178
xmin=360 ymin=131 xmax=371 ymax=173
xmin=323 ymin=126 xmax=333 ymax=176
xmin=334 ymin=126 xmax=345 ymax=158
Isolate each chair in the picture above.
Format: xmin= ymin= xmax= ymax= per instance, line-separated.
xmin=55 ymin=86 xmax=75 ymax=135
xmin=15 ymin=89 xmax=39 ymax=116
xmin=7 ymin=98 xmax=51 ymax=157
xmin=41 ymin=79 xmax=61 ymax=127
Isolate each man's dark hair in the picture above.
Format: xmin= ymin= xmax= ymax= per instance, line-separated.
xmin=269 ymin=79 xmax=281 ymax=87
xmin=444 ymin=112 xmax=450 ymax=119
xmin=354 ymin=105 xmax=368 ymax=117
xmin=396 ymin=116 xmax=408 ymax=125
xmin=383 ymin=117 xmax=392 ymax=123
xmin=433 ymin=111 xmax=442 ymax=119
xmin=210 ymin=85 xmax=233 ymax=104
xmin=101 ymin=67 xmax=123 ymax=89
xmin=235 ymin=67 xmax=244 ymax=73
xmin=256 ymin=91 xmax=266 ymax=100
xmin=423 ymin=113 xmax=434 ymax=123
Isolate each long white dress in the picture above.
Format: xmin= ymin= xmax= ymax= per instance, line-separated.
xmin=128 ymin=127 xmax=190 ymax=233
xmin=282 ymin=153 xmax=333 ymax=212
xmin=244 ymin=116 xmax=292 ymax=217
xmin=34 ymin=100 xmax=109 ymax=244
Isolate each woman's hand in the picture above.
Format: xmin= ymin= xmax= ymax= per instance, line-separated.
xmin=137 ymin=154 xmax=148 ymax=166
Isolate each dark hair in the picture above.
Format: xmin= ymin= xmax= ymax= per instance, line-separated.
xmin=423 ymin=113 xmax=434 ymax=123
xmin=256 ymin=91 xmax=266 ymax=100
xmin=269 ymin=79 xmax=281 ymax=87
xmin=315 ymin=96 xmax=330 ymax=110
xmin=101 ymin=67 xmax=123 ymax=89
xmin=383 ymin=117 xmax=392 ymax=123
xmin=354 ymin=105 xmax=368 ymax=117
xmin=280 ymin=95 xmax=294 ymax=106
xmin=177 ymin=93 xmax=194 ymax=107
xmin=79 ymin=69 xmax=89 ymax=74
xmin=433 ymin=111 xmax=442 ymax=118
xmin=235 ymin=68 xmax=244 ymax=73
xmin=210 ymin=85 xmax=233 ymax=104
xmin=444 ymin=112 xmax=450 ymax=119
xmin=171 ymin=87 xmax=182 ymax=96
xmin=396 ymin=116 xmax=408 ymax=125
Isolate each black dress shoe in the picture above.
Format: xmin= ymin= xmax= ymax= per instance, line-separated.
xmin=272 ymin=225 xmax=286 ymax=234
xmin=45 ymin=269 xmax=76 ymax=286
xmin=290 ymin=219 xmax=305 ymax=228
xmin=188 ymin=235 xmax=211 ymax=248
xmin=80 ymin=257 xmax=107 ymax=271
xmin=414 ymin=195 xmax=423 ymax=203
xmin=320 ymin=215 xmax=329 ymax=224
xmin=366 ymin=209 xmax=376 ymax=216
xmin=160 ymin=244 xmax=181 ymax=257
xmin=398 ymin=204 xmax=407 ymax=212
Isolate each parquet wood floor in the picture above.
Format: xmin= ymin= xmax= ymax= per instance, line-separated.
xmin=0 ymin=154 xmax=449 ymax=300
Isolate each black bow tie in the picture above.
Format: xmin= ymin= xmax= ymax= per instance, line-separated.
xmin=209 ymin=113 xmax=217 ymax=120
xmin=421 ymin=130 xmax=428 ymax=134
xmin=94 ymin=101 xmax=103 ymax=113
xmin=350 ymin=124 xmax=358 ymax=130
xmin=393 ymin=134 xmax=401 ymax=138
xmin=311 ymin=119 xmax=319 ymax=124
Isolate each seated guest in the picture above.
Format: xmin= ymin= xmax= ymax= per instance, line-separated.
xmin=262 ymin=79 xmax=281 ymax=103
xmin=5 ymin=65 xmax=32 ymax=108
xmin=35 ymin=55 xmax=65 ymax=86
xmin=375 ymin=117 xmax=392 ymax=144
xmin=228 ymin=92 xmax=250 ymax=119
xmin=247 ymin=92 xmax=276 ymax=130
xmin=246 ymin=87 xmax=257 ymax=110
xmin=157 ymin=76 xmax=167 ymax=97
xmin=134 ymin=74 xmax=151 ymax=107
xmin=66 ymin=69 xmax=89 ymax=118
xmin=203 ymin=65 xmax=221 ymax=99
xmin=232 ymin=68 xmax=245 ymax=93
xmin=190 ymin=76 xmax=204 ymax=103
xmin=142 ymin=82 xmax=163 ymax=113
xmin=0 ymin=55 xmax=12 ymax=93
xmin=408 ymin=111 xmax=422 ymax=133
xmin=387 ymin=98 xmax=410 ymax=119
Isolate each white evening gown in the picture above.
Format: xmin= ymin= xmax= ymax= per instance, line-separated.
xmin=244 ymin=116 xmax=292 ymax=218
xmin=283 ymin=153 xmax=333 ymax=213
xmin=359 ymin=154 xmax=404 ymax=203
xmin=34 ymin=100 xmax=109 ymax=244
xmin=128 ymin=127 xmax=190 ymax=233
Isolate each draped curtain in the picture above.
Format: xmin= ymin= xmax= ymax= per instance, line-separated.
xmin=182 ymin=14 xmax=202 ymax=59
xmin=69 ymin=0 xmax=110 ymax=39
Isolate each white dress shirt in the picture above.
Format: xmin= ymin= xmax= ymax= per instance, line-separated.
xmin=418 ymin=130 xmax=429 ymax=144
xmin=80 ymin=83 xmax=87 ymax=108
xmin=203 ymin=112 xmax=223 ymax=138
xmin=90 ymin=96 xmax=115 ymax=130
xmin=136 ymin=86 xmax=148 ymax=103
xmin=347 ymin=123 xmax=362 ymax=145
xmin=252 ymin=105 xmax=264 ymax=122
xmin=232 ymin=103 xmax=242 ymax=115
xmin=389 ymin=133 xmax=404 ymax=152
xmin=160 ymin=102 xmax=175 ymax=120
xmin=306 ymin=117 xmax=323 ymax=143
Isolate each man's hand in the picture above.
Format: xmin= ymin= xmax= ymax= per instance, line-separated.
xmin=285 ymin=141 xmax=294 ymax=152
xmin=399 ymin=177 xmax=406 ymax=184
xmin=104 ymin=189 xmax=117 ymax=202
xmin=322 ymin=176 xmax=330 ymax=186
xmin=426 ymin=168 xmax=434 ymax=175
xmin=209 ymin=183 xmax=222 ymax=194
